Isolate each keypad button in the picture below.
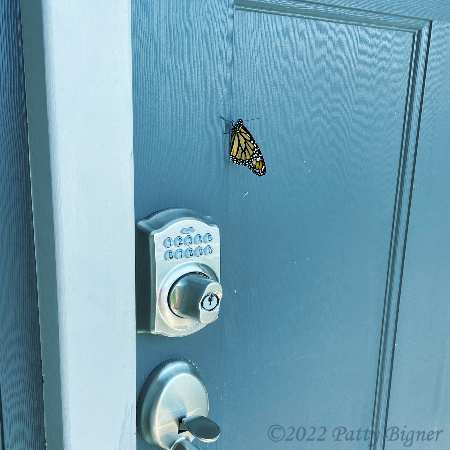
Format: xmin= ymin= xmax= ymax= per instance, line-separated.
xmin=184 ymin=235 xmax=193 ymax=245
xmin=194 ymin=234 xmax=202 ymax=244
xmin=174 ymin=249 xmax=183 ymax=259
xmin=203 ymin=232 xmax=213 ymax=243
xmin=164 ymin=250 xmax=174 ymax=260
xmin=174 ymin=236 xmax=183 ymax=247
xmin=184 ymin=247 xmax=194 ymax=258
xmin=163 ymin=237 xmax=172 ymax=248
xmin=203 ymin=245 xmax=213 ymax=255
xmin=194 ymin=246 xmax=203 ymax=257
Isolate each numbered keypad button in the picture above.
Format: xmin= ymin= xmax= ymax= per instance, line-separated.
xmin=163 ymin=237 xmax=172 ymax=248
xmin=203 ymin=233 xmax=213 ymax=243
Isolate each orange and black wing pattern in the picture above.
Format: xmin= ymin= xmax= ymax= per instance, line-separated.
xmin=229 ymin=119 xmax=266 ymax=176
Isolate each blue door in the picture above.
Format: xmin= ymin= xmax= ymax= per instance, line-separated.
xmin=133 ymin=1 xmax=450 ymax=449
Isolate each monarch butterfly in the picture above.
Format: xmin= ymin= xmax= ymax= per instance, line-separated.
xmin=229 ymin=119 xmax=266 ymax=176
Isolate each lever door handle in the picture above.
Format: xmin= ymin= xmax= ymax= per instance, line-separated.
xmin=179 ymin=416 xmax=221 ymax=443
xmin=138 ymin=360 xmax=221 ymax=450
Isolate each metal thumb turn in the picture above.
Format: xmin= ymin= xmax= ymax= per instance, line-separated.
xmin=179 ymin=416 xmax=221 ymax=443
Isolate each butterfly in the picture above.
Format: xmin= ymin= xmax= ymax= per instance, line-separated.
xmin=228 ymin=119 xmax=266 ymax=176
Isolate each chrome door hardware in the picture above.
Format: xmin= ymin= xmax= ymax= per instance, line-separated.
xmin=169 ymin=273 xmax=222 ymax=324
xmin=136 ymin=209 xmax=222 ymax=337
xmin=138 ymin=360 xmax=220 ymax=450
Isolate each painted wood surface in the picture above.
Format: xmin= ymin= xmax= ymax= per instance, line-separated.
xmin=385 ymin=21 xmax=450 ymax=450
xmin=0 ymin=1 xmax=45 ymax=449
xmin=0 ymin=396 xmax=3 ymax=450
xmin=133 ymin=1 xmax=438 ymax=449
xmin=20 ymin=1 xmax=136 ymax=449
xmin=0 ymin=400 xmax=3 ymax=450
xmin=308 ymin=0 xmax=450 ymax=22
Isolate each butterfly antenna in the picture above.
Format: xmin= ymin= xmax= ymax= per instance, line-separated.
xmin=219 ymin=115 xmax=234 ymax=134
xmin=218 ymin=115 xmax=233 ymax=124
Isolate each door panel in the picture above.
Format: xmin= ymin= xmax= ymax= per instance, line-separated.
xmin=385 ymin=21 xmax=450 ymax=450
xmin=133 ymin=1 xmax=430 ymax=449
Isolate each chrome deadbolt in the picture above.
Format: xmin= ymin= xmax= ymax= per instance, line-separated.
xmin=169 ymin=273 xmax=222 ymax=324
xmin=136 ymin=209 xmax=222 ymax=336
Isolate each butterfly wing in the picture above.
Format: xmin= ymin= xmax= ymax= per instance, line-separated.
xmin=229 ymin=119 xmax=266 ymax=176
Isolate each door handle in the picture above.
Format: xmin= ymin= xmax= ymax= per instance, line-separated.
xmin=138 ymin=360 xmax=221 ymax=450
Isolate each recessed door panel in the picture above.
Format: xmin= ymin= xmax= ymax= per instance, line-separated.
xmin=133 ymin=1 xmax=429 ymax=449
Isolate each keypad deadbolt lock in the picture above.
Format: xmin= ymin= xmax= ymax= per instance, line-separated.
xmin=136 ymin=209 xmax=222 ymax=337
xmin=138 ymin=360 xmax=221 ymax=450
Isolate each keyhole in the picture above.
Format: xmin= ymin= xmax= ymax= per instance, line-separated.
xmin=201 ymin=293 xmax=219 ymax=311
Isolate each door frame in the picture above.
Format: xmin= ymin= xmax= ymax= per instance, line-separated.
xmin=20 ymin=1 xmax=136 ymax=449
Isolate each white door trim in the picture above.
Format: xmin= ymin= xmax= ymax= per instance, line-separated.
xmin=20 ymin=1 xmax=136 ymax=449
